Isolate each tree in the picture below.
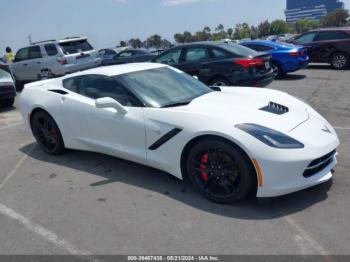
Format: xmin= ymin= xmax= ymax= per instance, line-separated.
xmin=128 ymin=38 xmax=142 ymax=48
xmin=215 ymin=24 xmax=224 ymax=32
xmin=250 ymin=26 xmax=258 ymax=39
xmin=119 ymin=41 xmax=127 ymax=47
xmin=295 ymin=19 xmax=319 ymax=34
xmin=147 ymin=34 xmax=162 ymax=48
xmin=320 ymin=8 xmax=349 ymax=27
xmin=227 ymin=28 xmax=233 ymax=38
xmin=174 ymin=33 xmax=185 ymax=44
xmin=203 ymin=26 xmax=211 ymax=33
xmin=257 ymin=20 xmax=270 ymax=38
xmin=270 ymin=19 xmax=290 ymax=35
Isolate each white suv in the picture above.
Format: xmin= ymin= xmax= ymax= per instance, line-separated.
xmin=11 ymin=37 xmax=101 ymax=87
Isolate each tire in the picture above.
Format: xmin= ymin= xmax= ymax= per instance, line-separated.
xmin=0 ymin=98 xmax=15 ymax=107
xmin=330 ymin=52 xmax=349 ymax=69
xmin=186 ymin=138 xmax=256 ymax=203
xmin=209 ymin=77 xmax=231 ymax=87
xmin=31 ymin=111 xmax=65 ymax=155
xmin=272 ymin=63 xmax=283 ymax=78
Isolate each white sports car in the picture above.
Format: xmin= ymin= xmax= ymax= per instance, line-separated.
xmin=20 ymin=63 xmax=339 ymax=203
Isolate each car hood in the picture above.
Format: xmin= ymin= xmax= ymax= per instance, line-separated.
xmin=180 ymin=87 xmax=309 ymax=133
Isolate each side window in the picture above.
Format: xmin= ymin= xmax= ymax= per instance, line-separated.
xmin=28 ymin=46 xmax=42 ymax=60
xmin=212 ymin=48 xmax=229 ymax=58
xmin=295 ymin=32 xmax=316 ymax=44
xmin=153 ymin=48 xmax=182 ymax=65
xmin=314 ymin=31 xmax=349 ymax=41
xmin=79 ymin=75 xmax=139 ymax=106
xmin=63 ymin=76 xmax=81 ymax=93
xmin=117 ymin=51 xmax=134 ymax=57
xmin=184 ymin=47 xmax=209 ymax=62
xmin=15 ymin=47 xmax=30 ymax=62
xmin=245 ymin=44 xmax=274 ymax=52
xmin=44 ymin=44 xmax=58 ymax=56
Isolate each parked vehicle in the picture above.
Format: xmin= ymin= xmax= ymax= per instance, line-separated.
xmin=20 ymin=63 xmax=339 ymax=203
xmin=99 ymin=48 xmax=119 ymax=62
xmin=287 ymin=27 xmax=350 ymax=69
xmin=240 ymin=40 xmax=309 ymax=77
xmin=0 ymin=65 xmax=16 ymax=107
xmin=151 ymin=42 xmax=275 ymax=87
xmin=102 ymin=49 xmax=156 ymax=66
xmin=11 ymin=37 xmax=101 ymax=88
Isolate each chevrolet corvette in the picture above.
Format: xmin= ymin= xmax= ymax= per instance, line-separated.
xmin=20 ymin=63 xmax=339 ymax=203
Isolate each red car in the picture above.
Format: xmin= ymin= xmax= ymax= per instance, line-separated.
xmin=288 ymin=27 xmax=350 ymax=69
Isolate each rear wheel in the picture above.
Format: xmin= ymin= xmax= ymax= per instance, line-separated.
xmin=31 ymin=111 xmax=65 ymax=155
xmin=186 ymin=138 xmax=256 ymax=203
xmin=209 ymin=77 xmax=231 ymax=87
xmin=330 ymin=52 xmax=349 ymax=69
xmin=272 ymin=63 xmax=283 ymax=78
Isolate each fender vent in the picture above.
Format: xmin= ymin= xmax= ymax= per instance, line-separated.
xmin=48 ymin=89 xmax=68 ymax=95
xmin=260 ymin=102 xmax=289 ymax=115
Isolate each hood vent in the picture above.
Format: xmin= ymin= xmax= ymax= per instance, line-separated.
xmin=260 ymin=101 xmax=289 ymax=115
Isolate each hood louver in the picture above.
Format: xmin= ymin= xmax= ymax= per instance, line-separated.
xmin=260 ymin=101 xmax=289 ymax=115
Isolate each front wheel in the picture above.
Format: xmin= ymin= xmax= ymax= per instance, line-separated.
xmin=209 ymin=77 xmax=231 ymax=87
xmin=31 ymin=111 xmax=65 ymax=155
xmin=186 ymin=138 xmax=256 ymax=203
xmin=330 ymin=52 xmax=349 ymax=69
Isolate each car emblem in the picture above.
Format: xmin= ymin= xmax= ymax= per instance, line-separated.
xmin=322 ymin=125 xmax=332 ymax=134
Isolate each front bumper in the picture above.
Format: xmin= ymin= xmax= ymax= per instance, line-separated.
xmin=253 ymin=115 xmax=339 ymax=197
xmin=0 ymin=85 xmax=16 ymax=100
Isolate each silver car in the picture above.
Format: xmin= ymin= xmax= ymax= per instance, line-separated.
xmin=11 ymin=37 xmax=101 ymax=86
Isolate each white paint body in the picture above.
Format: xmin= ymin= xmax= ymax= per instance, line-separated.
xmin=19 ymin=63 xmax=340 ymax=197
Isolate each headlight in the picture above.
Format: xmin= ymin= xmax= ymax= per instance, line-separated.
xmin=235 ymin=123 xmax=304 ymax=149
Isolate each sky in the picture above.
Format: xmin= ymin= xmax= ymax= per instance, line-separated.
xmin=1 ymin=0 xmax=350 ymax=51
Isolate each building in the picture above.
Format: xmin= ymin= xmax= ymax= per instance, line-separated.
xmin=285 ymin=0 xmax=345 ymax=22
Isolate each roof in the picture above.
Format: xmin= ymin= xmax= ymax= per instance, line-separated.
xmin=240 ymin=40 xmax=295 ymax=48
xmin=63 ymin=63 xmax=167 ymax=78
xmin=310 ymin=27 xmax=350 ymax=32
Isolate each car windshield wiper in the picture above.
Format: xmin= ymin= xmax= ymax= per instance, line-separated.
xmin=161 ymin=100 xmax=192 ymax=108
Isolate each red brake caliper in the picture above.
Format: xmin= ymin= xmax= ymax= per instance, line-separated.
xmin=200 ymin=153 xmax=209 ymax=182
xmin=50 ymin=128 xmax=56 ymax=143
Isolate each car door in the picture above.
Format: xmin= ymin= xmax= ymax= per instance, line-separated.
xmin=11 ymin=47 xmax=30 ymax=81
xmin=152 ymin=47 xmax=183 ymax=68
xmin=62 ymin=74 xmax=147 ymax=163
xmin=312 ymin=31 xmax=350 ymax=62
xmin=294 ymin=32 xmax=318 ymax=62
xmin=24 ymin=46 xmax=43 ymax=80
xmin=179 ymin=46 xmax=211 ymax=81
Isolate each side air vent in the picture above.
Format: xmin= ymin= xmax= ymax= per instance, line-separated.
xmin=48 ymin=89 xmax=68 ymax=95
xmin=260 ymin=101 xmax=289 ymax=115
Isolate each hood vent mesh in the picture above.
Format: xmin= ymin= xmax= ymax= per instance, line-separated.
xmin=260 ymin=102 xmax=289 ymax=115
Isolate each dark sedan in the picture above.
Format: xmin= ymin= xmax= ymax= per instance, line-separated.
xmin=151 ymin=42 xmax=275 ymax=87
xmin=102 ymin=49 xmax=156 ymax=66
xmin=288 ymin=28 xmax=350 ymax=69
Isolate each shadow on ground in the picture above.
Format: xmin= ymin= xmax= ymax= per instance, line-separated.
xmin=277 ymin=74 xmax=306 ymax=81
xmin=0 ymin=106 xmax=16 ymax=113
xmin=20 ymin=143 xmax=332 ymax=220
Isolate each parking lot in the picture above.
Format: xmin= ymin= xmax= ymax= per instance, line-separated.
xmin=0 ymin=64 xmax=349 ymax=256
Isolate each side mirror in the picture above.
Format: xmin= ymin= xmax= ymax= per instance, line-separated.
xmin=95 ymin=97 xmax=128 ymax=115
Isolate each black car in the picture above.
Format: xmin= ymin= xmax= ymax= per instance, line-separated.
xmin=151 ymin=42 xmax=275 ymax=87
xmin=0 ymin=63 xmax=16 ymax=107
xmin=288 ymin=28 xmax=350 ymax=69
xmin=102 ymin=49 xmax=156 ymax=66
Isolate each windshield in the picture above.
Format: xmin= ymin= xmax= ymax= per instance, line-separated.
xmin=59 ymin=40 xmax=93 ymax=55
xmin=115 ymin=67 xmax=211 ymax=108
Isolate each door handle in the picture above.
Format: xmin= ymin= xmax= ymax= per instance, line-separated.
xmin=23 ymin=64 xmax=28 ymax=66
xmin=37 ymin=62 xmax=41 ymax=64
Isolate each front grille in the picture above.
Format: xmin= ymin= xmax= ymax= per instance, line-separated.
xmin=303 ymin=150 xmax=336 ymax=178
xmin=260 ymin=101 xmax=289 ymax=115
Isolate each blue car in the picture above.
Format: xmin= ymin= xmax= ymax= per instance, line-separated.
xmin=240 ymin=40 xmax=309 ymax=77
